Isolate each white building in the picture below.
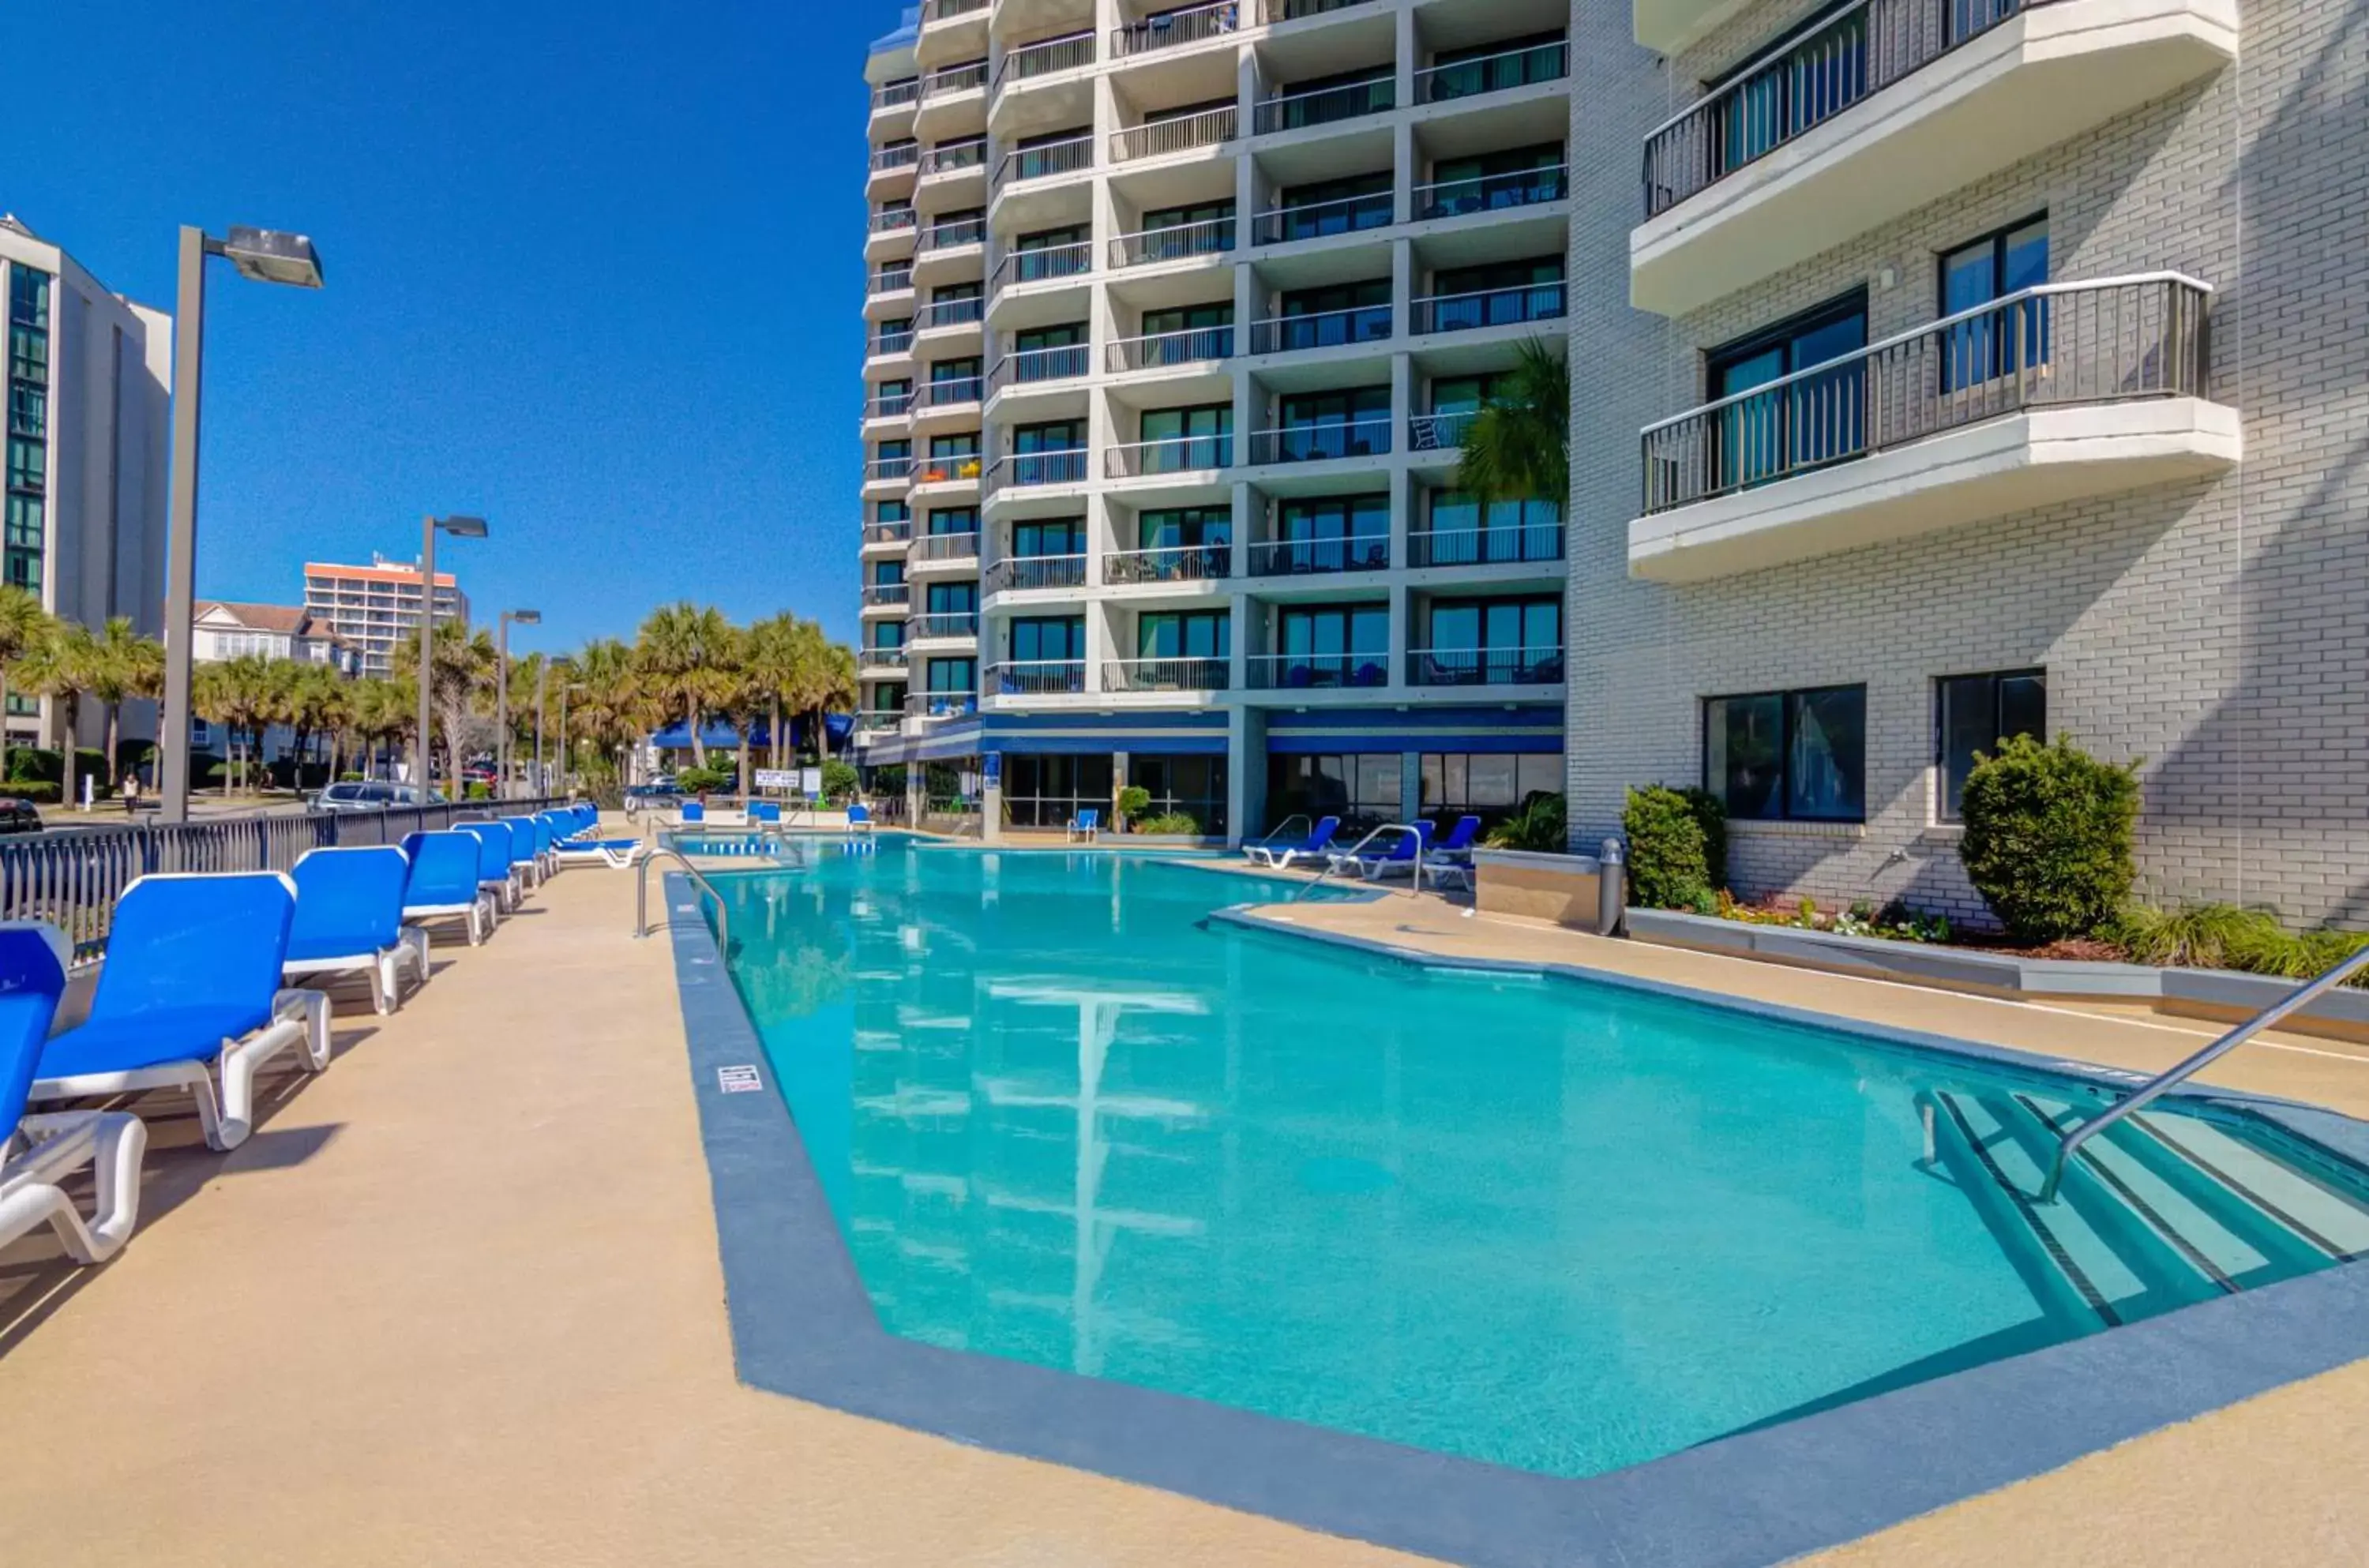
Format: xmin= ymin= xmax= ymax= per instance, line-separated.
xmin=189 ymin=600 xmax=360 ymax=767
xmin=302 ymin=555 xmax=468 ymax=679
xmin=0 ymin=215 xmax=171 ymax=752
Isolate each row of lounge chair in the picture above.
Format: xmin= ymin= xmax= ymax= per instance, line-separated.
xmin=1244 ymin=815 xmax=1484 ymax=885
xmin=676 ymin=800 xmax=874 ymax=830
xmin=0 ymin=803 xmax=641 ymax=1268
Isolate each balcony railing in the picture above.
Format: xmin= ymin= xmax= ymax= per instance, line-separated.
xmin=924 ymin=294 xmax=986 ymax=328
xmin=986 ymin=660 xmax=1086 ymax=696
xmin=1107 ymin=324 xmax=1234 ymax=372
xmin=989 ymin=343 xmax=1090 ymax=393
xmin=1245 ymin=535 xmax=1389 ymax=576
xmin=1410 ymin=281 xmax=1567 ymax=335
xmin=871 ymin=326 xmax=915 ymax=356
xmin=1251 ymin=189 xmax=1394 ymax=246
xmin=1406 ymin=411 xmax=1471 ymax=451
xmin=1105 ymin=434 xmax=1232 ymax=478
xmin=922 ymin=377 xmax=983 ymax=408
xmin=1413 ymin=165 xmax=1568 ymax=222
xmin=869 ymin=143 xmax=921 ymax=173
xmin=996 ymin=32 xmax=1094 ymax=91
xmin=860 ymin=647 xmax=910 ymax=671
xmin=995 ymin=135 xmax=1092 ymax=186
xmin=1407 ymin=647 xmax=1565 ymax=686
xmin=1253 ymin=76 xmax=1395 ymax=135
xmin=906 ymin=690 xmax=980 ymax=718
xmin=862 ymin=520 xmax=914 ymax=546
xmin=865 ymin=456 xmax=917 ymax=482
xmin=1112 ymin=1 xmax=1243 ymax=58
xmin=873 ymin=80 xmax=921 ymax=112
xmin=922 ymin=0 xmax=987 ymax=21
xmin=920 ymin=138 xmax=987 ymax=177
xmin=1246 ymin=418 xmax=1394 ymax=464
xmin=914 ymin=531 xmax=982 ymax=562
xmin=1109 ymin=217 xmax=1236 ymax=268
xmin=1106 ymin=657 xmax=1230 ymax=692
xmin=1247 ymin=305 xmax=1391 ymax=354
xmin=1246 ymin=652 xmax=1389 ymax=690
xmin=921 ymin=59 xmax=989 ymax=99
xmin=869 ymin=208 xmax=918 ymax=234
xmin=919 ymin=217 xmax=986 ymax=252
xmin=985 ymin=449 xmax=1090 ymax=490
xmin=1407 ymin=523 xmax=1565 ymax=567
xmin=909 ymin=457 xmax=982 ymax=485
xmin=1417 ymin=39 xmax=1571 ymax=103
xmin=991 ymin=242 xmax=1092 ymax=288
xmin=861 ymin=583 xmax=912 ymax=607
xmin=1111 ymin=106 xmax=1237 ymax=163
xmin=866 ymin=389 xmax=915 ymax=421
xmin=1643 ymin=0 xmax=2041 ymax=219
xmin=854 ymin=710 xmax=904 ymax=735
xmin=870 ymin=264 xmax=914 ymax=294
xmin=1639 ymin=273 xmax=2211 ymax=515
xmin=985 ymin=553 xmax=1088 ymax=593
xmin=910 ymin=612 xmax=981 ymax=639
xmin=1258 ymin=0 xmax=1383 ymax=19
xmin=1104 ymin=543 xmax=1233 ymax=583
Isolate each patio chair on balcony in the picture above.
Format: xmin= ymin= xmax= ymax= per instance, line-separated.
xmin=25 ymin=873 xmax=331 ymax=1153
xmin=401 ymin=831 xmax=498 ymax=943
xmin=283 ymin=846 xmax=430 ymax=1016
xmin=1 ymin=921 xmax=145 ymax=1264
xmin=1067 ymin=807 xmax=1100 ymax=843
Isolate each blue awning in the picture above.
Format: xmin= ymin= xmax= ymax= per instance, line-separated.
xmin=648 ymin=713 xmax=856 ymax=751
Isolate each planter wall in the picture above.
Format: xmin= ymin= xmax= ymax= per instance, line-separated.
xmin=1473 ymin=850 xmax=1613 ymax=934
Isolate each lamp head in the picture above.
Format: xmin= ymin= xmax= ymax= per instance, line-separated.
xmin=433 ymin=514 xmax=488 ymax=538
xmin=220 ymin=227 xmax=325 ymax=288
xmin=509 ymin=609 xmax=543 ymax=625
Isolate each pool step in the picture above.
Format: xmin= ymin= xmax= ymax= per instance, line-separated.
xmin=1924 ymin=1087 xmax=2369 ymax=1330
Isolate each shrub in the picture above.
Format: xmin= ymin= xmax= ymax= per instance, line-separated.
xmin=2105 ymin=902 xmax=2369 ymax=987
xmin=1116 ymin=785 xmax=1151 ymax=825
xmin=820 ymin=759 xmax=859 ymax=802
xmin=464 ymin=780 xmax=492 ymax=801
xmin=676 ymin=764 xmax=733 ymax=794
xmin=1958 ymin=735 xmax=2140 ymax=943
xmin=1133 ymin=811 xmax=1202 ymax=836
xmin=1624 ymin=785 xmax=1716 ymax=909
xmin=1483 ymin=791 xmax=1567 ymax=853
xmin=2 ymin=778 xmax=59 ymax=803
xmin=340 ymin=771 xmax=366 ymax=782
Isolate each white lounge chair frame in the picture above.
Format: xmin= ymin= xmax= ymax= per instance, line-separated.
xmin=407 ymin=889 xmax=496 ymax=947
xmin=285 ymin=925 xmax=431 ymax=1016
xmin=30 ymin=987 xmax=330 ymax=1152
xmin=554 ymin=839 xmax=650 ymax=870
xmin=1 ymin=1108 xmax=146 ymax=1263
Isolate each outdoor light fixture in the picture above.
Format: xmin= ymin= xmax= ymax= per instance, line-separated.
xmin=497 ymin=609 xmax=543 ymax=798
xmin=157 ymin=222 xmax=327 ymax=823
xmin=417 ymin=515 xmax=490 ymax=797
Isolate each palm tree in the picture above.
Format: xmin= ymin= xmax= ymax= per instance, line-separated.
xmin=300 ymin=664 xmax=357 ymax=779
xmin=741 ymin=613 xmax=804 ymax=775
xmin=0 ymin=587 xmax=52 ymax=772
xmin=633 ymin=602 xmax=738 ymax=769
xmin=191 ymin=653 xmax=280 ymax=795
xmin=792 ymin=620 xmax=858 ymax=762
xmin=565 ymin=637 xmax=658 ymax=786
xmin=392 ymin=621 xmax=497 ymax=791
xmin=17 ymin=624 xmax=100 ymax=805
xmin=348 ymin=677 xmax=411 ymax=779
xmin=1453 ymin=339 xmax=1570 ymax=508
xmin=82 ymin=617 xmax=164 ymax=786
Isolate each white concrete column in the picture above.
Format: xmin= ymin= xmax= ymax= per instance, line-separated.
xmin=1228 ymin=703 xmax=1267 ymax=846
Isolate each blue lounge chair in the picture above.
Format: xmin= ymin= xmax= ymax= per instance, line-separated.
xmin=285 ymin=846 xmax=429 ymax=1015
xmin=456 ymin=823 xmax=521 ymax=913
xmin=498 ymin=816 xmax=543 ymax=891
xmin=846 ymin=802 xmax=873 ymax=834
xmin=1245 ymin=815 xmax=1339 ymax=870
xmin=0 ymin=922 xmax=145 ymax=1263
xmin=678 ymin=800 xmax=706 ymax=825
xmin=1067 ymin=807 xmax=1100 ymax=843
xmin=749 ymin=801 xmax=782 ymax=825
xmin=401 ymin=831 xmax=496 ymax=945
xmin=28 ymin=873 xmax=330 ymax=1152
xmin=1421 ymin=815 xmax=1485 ymax=891
xmin=1327 ymin=821 xmax=1434 ymax=881
xmin=546 ymin=812 xmax=648 ymax=870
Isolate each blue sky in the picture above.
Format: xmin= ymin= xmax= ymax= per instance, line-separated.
xmin=11 ymin=0 xmax=903 ymax=656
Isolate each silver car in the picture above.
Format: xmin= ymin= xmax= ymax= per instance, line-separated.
xmin=313 ymin=782 xmax=442 ymax=812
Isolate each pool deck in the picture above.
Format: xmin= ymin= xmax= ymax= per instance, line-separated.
xmin=1 ymin=850 xmax=2365 ymax=1565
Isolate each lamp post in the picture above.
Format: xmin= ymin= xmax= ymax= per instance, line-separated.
xmin=157 ymin=225 xmax=324 ymax=824
xmin=534 ymin=661 xmax=548 ymax=797
xmin=416 ymin=515 xmax=486 ymax=797
xmin=495 ymin=609 xmax=541 ymax=800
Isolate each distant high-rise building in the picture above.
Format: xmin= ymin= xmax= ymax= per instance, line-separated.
xmin=302 ymin=555 xmax=468 ymax=679
xmin=0 ymin=214 xmax=171 ymax=749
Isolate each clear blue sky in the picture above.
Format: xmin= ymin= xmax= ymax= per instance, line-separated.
xmin=11 ymin=0 xmax=902 ymax=657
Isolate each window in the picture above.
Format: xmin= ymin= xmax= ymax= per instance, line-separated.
xmin=1014 ymin=322 xmax=1085 ymax=353
xmin=869 ymin=560 xmax=905 ymax=587
xmin=1013 ymin=419 xmax=1084 ymax=453
xmin=1012 ymin=516 xmax=1084 ymax=557
xmin=1275 ymin=603 xmax=1389 ymax=687
xmin=1132 ymin=756 xmax=1227 ymax=834
xmin=925 ymin=581 xmax=978 ymax=614
xmin=1939 ymin=216 xmax=2049 ymax=391
xmin=1421 ymin=752 xmax=1565 ymax=825
xmin=1004 ymin=754 xmax=1113 ymax=830
xmin=1418 ymin=597 xmax=1562 ymax=684
xmin=1422 ymin=490 xmax=1561 ymax=565
xmin=1275 ymin=172 xmax=1393 ymax=240
xmin=1138 ymin=505 xmax=1230 ymax=550
xmin=1273 ymin=385 xmax=1390 ymax=461
xmin=1936 ymin=669 xmax=2045 ymax=820
xmin=929 ymin=357 xmax=981 ymax=386
xmin=1706 ymin=291 xmax=1868 ymax=493
xmin=925 ymin=658 xmax=975 ymax=695
xmin=1427 ymin=256 xmax=1564 ymax=331
xmin=1425 ymin=30 xmax=1567 ymax=99
xmin=1142 ymin=300 xmax=1232 ymax=336
xmin=1704 ymin=685 xmax=1867 ymax=822
xmin=1267 ymin=753 xmax=1399 ymax=833
xmin=1137 ymin=404 xmax=1231 ymax=470
xmin=1012 ymin=126 xmax=1089 ymax=180
xmin=1267 ymin=64 xmax=1391 ymax=131
xmin=927 ymin=505 xmax=978 ymax=535
xmin=1012 ymin=223 xmax=1087 ymax=281
xmin=1425 ymin=142 xmax=1565 ymax=212
xmin=875 ymin=500 xmax=910 ymax=524
xmin=1136 ymin=610 xmax=1229 ymax=658
xmin=870 ymin=622 xmax=903 ymax=650
xmin=1011 ymin=616 xmax=1084 ymax=662
xmin=1269 ymin=493 xmax=1388 ymax=572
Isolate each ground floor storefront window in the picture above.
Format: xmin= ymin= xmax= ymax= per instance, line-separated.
xmin=1131 ymin=755 xmax=1226 ymax=835
xmin=1002 ymin=753 xmax=1111 ymax=830
xmin=1419 ymin=752 xmax=1564 ymax=829
xmin=1267 ymin=752 xmax=1401 ymax=835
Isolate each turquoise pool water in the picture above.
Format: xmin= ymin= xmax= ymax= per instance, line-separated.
xmin=712 ymin=838 xmax=2369 ymax=1480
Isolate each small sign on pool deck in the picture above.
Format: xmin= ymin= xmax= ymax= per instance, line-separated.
xmin=717 ymin=1064 xmax=764 ymax=1094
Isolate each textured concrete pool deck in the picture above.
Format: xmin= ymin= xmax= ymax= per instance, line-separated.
xmin=0 ymin=849 xmax=2364 ymax=1565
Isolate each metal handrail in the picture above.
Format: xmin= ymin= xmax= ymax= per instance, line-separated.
xmin=633 ymin=849 xmax=730 ymax=950
xmin=2040 ymin=943 xmax=2369 ymax=1202
xmin=1252 ymin=813 xmax=1311 ymax=849
xmin=1290 ymin=821 xmax=1427 ymax=901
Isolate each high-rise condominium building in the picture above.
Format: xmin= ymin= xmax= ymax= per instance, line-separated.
xmin=855 ymin=0 xmax=1575 ymax=839
xmin=302 ymin=556 xmax=469 ymax=679
xmin=0 ymin=216 xmax=171 ymax=749
xmin=1569 ymin=0 xmax=2369 ymax=928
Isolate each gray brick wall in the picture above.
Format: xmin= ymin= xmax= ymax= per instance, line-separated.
xmin=1568 ymin=0 xmax=2369 ymax=931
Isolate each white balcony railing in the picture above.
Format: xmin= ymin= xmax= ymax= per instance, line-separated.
xmin=1112 ymin=0 xmax=1243 ymax=58
xmin=986 ymin=660 xmax=1086 ymax=696
xmin=1111 ymin=106 xmax=1237 ymax=163
xmin=1107 ymin=324 xmax=1235 ymax=372
xmin=994 ymin=134 xmax=1092 ymax=186
xmin=919 ymin=137 xmax=987 ymax=178
xmin=1105 ymin=656 xmax=1230 ymax=692
xmin=1105 ymin=434 xmax=1233 ymax=478
xmin=913 ymin=531 xmax=982 ymax=562
xmin=1246 ymin=305 xmax=1391 ymax=354
xmin=1102 ymin=542 xmax=1232 ymax=583
xmin=990 ymin=343 xmax=1091 ymax=393
xmin=985 ymin=553 xmax=1087 ymax=594
xmin=1250 ymin=189 xmax=1394 ymax=245
xmin=995 ymin=32 xmax=1094 ymax=92
xmin=1109 ymin=216 xmax=1237 ymax=268
xmin=990 ymin=242 xmax=1092 ymax=290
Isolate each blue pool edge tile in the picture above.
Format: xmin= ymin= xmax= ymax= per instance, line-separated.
xmin=664 ymin=876 xmax=2369 ymax=1568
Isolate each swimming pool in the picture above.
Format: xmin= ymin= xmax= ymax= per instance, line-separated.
xmin=708 ymin=837 xmax=2369 ymax=1482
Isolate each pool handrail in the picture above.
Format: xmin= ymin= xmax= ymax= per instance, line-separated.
xmin=2039 ymin=940 xmax=2369 ymax=1202
xmin=1248 ymin=814 xmax=1309 ymax=853
xmin=1291 ymin=822 xmax=1429 ymax=902
xmin=633 ymin=848 xmax=730 ymax=952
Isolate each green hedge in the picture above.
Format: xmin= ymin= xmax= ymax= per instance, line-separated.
xmin=1959 ymin=734 xmax=2140 ymax=943
xmin=1623 ymin=785 xmax=1726 ymax=909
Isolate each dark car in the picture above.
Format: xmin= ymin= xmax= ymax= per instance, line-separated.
xmin=0 ymin=796 xmax=43 ymax=835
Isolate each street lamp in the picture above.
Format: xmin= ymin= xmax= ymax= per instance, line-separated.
xmin=416 ymin=514 xmax=486 ymax=797
xmin=496 ymin=608 xmax=541 ymax=799
xmin=157 ymin=224 xmax=325 ymax=824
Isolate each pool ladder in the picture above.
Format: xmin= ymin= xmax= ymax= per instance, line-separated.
xmin=1290 ymin=823 xmax=1433 ymax=902
xmin=633 ymin=849 xmax=731 ymax=951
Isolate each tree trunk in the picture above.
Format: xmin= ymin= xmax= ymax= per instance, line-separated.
xmin=0 ymin=670 xmax=10 ymax=777
xmin=687 ymin=699 xmax=707 ymax=769
xmin=105 ymin=703 xmax=121 ymax=788
xmin=738 ymin=730 xmax=752 ymax=798
xmin=769 ymin=697 xmax=783 ymax=774
xmin=814 ymin=703 xmax=832 ymax=762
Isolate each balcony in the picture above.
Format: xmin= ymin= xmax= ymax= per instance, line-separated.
xmin=1408 ymin=522 xmax=1564 ymax=568
xmin=985 ymin=553 xmax=1087 ymax=594
xmin=1245 ymin=652 xmax=1389 ymax=691
xmin=985 ymin=449 xmax=1091 ymax=493
xmin=1245 ymin=417 xmax=1392 ymax=466
xmin=1106 ymin=434 xmax=1232 ymax=478
xmin=854 ymin=710 xmax=905 ymax=737
xmin=995 ymin=32 xmax=1094 ymax=94
xmin=918 ymin=216 xmax=986 ymax=254
xmin=1105 ymin=657 xmax=1230 ymax=692
xmin=867 ymin=143 xmax=921 ymax=200
xmin=1247 ymin=304 xmax=1391 ymax=355
xmin=865 ymin=455 xmax=917 ymax=486
xmin=990 ymin=242 xmax=1092 ymax=291
xmin=1631 ymin=274 xmax=2238 ymax=583
xmin=1109 ymin=217 xmax=1236 ymax=269
xmin=860 ymin=647 xmax=910 ymax=673
xmin=1406 ymin=411 xmax=1471 ymax=452
xmin=1259 ymin=0 xmax=1383 ymax=18
xmin=1414 ymin=39 xmax=1570 ymax=105
xmin=869 ymin=325 xmax=917 ymax=361
xmin=1103 ymin=543 xmax=1232 ymax=583
xmin=1410 ymin=280 xmax=1567 ymax=336
xmin=920 ymin=377 xmax=984 ymax=411
xmin=1251 ymin=189 xmax=1393 ymax=246
xmin=1253 ymin=76 xmax=1395 ymax=137
xmin=1111 ymin=106 xmax=1237 ymax=163
xmin=918 ymin=137 xmax=987 ymax=182
xmin=912 ymin=531 xmax=982 ymax=567
xmin=1406 ymin=647 xmax=1566 ymax=687
xmin=922 ymin=294 xmax=985 ymax=331
xmin=1112 ymin=1 xmax=1242 ymax=59
xmin=870 ymin=78 xmax=921 ymax=127
xmin=919 ymin=58 xmax=989 ymax=99
xmin=861 ymin=583 xmax=912 ymax=610
xmin=1631 ymin=0 xmax=2240 ymax=316
xmin=906 ymin=690 xmax=980 ymax=720
xmin=993 ymin=135 xmax=1092 ymax=189
xmin=862 ymin=520 xmax=915 ymax=550
xmin=1244 ymin=535 xmax=1388 ymax=576
xmin=986 ymin=660 xmax=1086 ymax=696
xmin=1413 ymin=164 xmax=1567 ymax=223
xmin=989 ymin=343 xmax=1090 ymax=395
xmin=869 ymin=263 xmax=916 ymax=300
xmin=1108 ymin=324 xmax=1234 ymax=373
xmin=910 ymin=612 xmax=981 ymax=641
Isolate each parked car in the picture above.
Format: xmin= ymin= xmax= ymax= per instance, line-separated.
xmin=313 ymin=782 xmax=444 ymax=813
xmin=0 ymin=795 xmax=42 ymax=835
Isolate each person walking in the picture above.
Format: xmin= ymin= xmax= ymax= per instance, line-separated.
xmin=120 ymin=771 xmax=141 ymax=816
